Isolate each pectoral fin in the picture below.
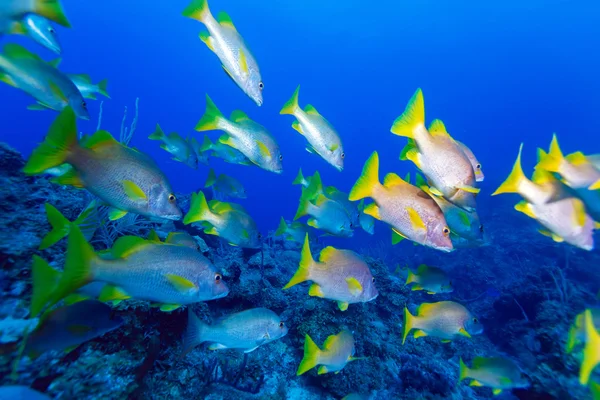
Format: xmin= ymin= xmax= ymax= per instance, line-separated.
xmin=346 ymin=277 xmax=363 ymax=296
xmin=406 ymin=207 xmax=426 ymax=231
xmin=122 ymin=180 xmax=147 ymax=201
xmin=458 ymin=327 xmax=472 ymax=338
xmin=257 ymin=141 xmax=271 ymax=158
xmin=238 ymin=48 xmax=249 ymax=76
xmin=165 ymin=274 xmax=198 ymax=293
xmin=49 ymin=81 xmax=68 ymax=102
xmin=108 ymin=208 xmax=128 ymax=221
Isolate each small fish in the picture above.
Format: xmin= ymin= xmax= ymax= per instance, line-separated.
xmin=404 ymin=264 xmax=452 ymax=294
xmin=457 ymin=141 xmax=484 ymax=182
xmin=297 ymin=330 xmax=361 ymax=375
xmin=357 ymin=200 xmax=375 ymax=235
xmin=189 ymin=136 xmax=210 ymax=166
xmin=10 ymin=14 xmax=61 ymax=54
xmin=24 ymin=300 xmax=123 ymax=358
xmin=567 ymin=308 xmax=600 ymax=353
xmin=182 ymin=307 xmax=288 ymax=355
xmin=31 ymin=227 xmax=229 ymax=315
xmin=195 ymin=95 xmax=282 ymax=173
xmin=459 ymin=357 xmax=529 ymax=396
xmin=149 ymin=124 xmax=198 ymax=169
xmin=292 ymin=168 xmax=312 ymax=188
xmin=275 ymin=217 xmax=311 ymax=243
xmin=182 ymin=0 xmax=263 ymax=106
xmin=325 ymin=186 xmax=360 ymax=227
xmin=402 ymin=301 xmax=483 ymax=344
xmin=0 ymin=44 xmax=89 ymax=119
xmin=39 ymin=201 xmax=100 ymax=250
xmin=0 ymin=386 xmax=51 ymax=400
xmin=165 ymin=231 xmax=199 ymax=251
xmin=24 ymin=108 xmax=182 ymax=222
xmin=349 ymin=152 xmax=453 ymax=251
xmin=184 ymin=191 xmax=261 ymax=248
xmin=580 ymin=309 xmax=600 ymax=385
xmin=198 ymin=134 xmax=252 ymax=166
xmin=283 ymin=235 xmax=378 ymax=311
xmin=205 ymin=168 xmax=246 ymax=199
xmin=67 ymin=73 xmax=110 ymax=100
xmin=0 ymin=0 xmax=70 ymax=34
xmin=391 ymin=90 xmax=479 ymax=211
xmin=280 ymin=86 xmax=344 ymax=171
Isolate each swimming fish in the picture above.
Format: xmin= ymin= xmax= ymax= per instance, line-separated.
xmin=195 ymin=95 xmax=282 ymax=173
xmin=275 ymin=217 xmax=311 ymax=243
xmin=182 ymin=307 xmax=288 ymax=355
xmin=325 ymin=186 xmax=360 ymax=227
xmin=459 ymin=357 xmax=529 ymax=396
xmin=280 ymin=86 xmax=344 ymax=171
xmin=32 ymin=226 xmax=229 ymax=314
xmin=567 ymin=308 xmax=600 ymax=353
xmin=349 ymin=152 xmax=453 ymax=251
xmin=184 ymin=191 xmax=261 ymax=248
xmin=457 ymin=141 xmax=484 ymax=182
xmin=283 ymin=235 xmax=378 ymax=311
xmin=24 ymin=108 xmax=182 ymax=222
xmin=357 ymin=200 xmax=375 ymax=235
xmin=391 ymin=90 xmax=479 ymax=211
xmin=189 ymin=137 xmax=210 ymax=166
xmin=39 ymin=201 xmax=100 ymax=250
xmin=0 ymin=0 xmax=70 ymax=34
xmin=402 ymin=301 xmax=483 ymax=344
xmin=67 ymin=73 xmax=110 ymax=100
xmin=198 ymin=134 xmax=252 ymax=166
xmin=148 ymin=124 xmax=198 ymax=169
xmin=580 ymin=309 xmax=600 ymax=385
xmin=0 ymin=44 xmax=89 ymax=119
xmin=0 ymin=386 xmax=51 ymax=400
xmin=24 ymin=300 xmax=123 ymax=358
xmin=297 ymin=330 xmax=361 ymax=375
xmin=293 ymin=168 xmax=312 ymax=188
xmin=205 ymin=168 xmax=246 ymax=199
xmin=165 ymin=231 xmax=199 ymax=251
xmin=404 ymin=264 xmax=452 ymax=294
xmin=10 ymin=14 xmax=61 ymax=54
xmin=182 ymin=0 xmax=263 ymax=106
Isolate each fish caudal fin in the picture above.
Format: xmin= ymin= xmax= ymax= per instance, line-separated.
xmin=148 ymin=123 xmax=166 ymax=141
xmin=294 ymin=172 xmax=322 ymax=220
xmin=349 ymin=152 xmax=380 ymax=201
xmin=535 ymin=133 xmax=564 ymax=173
xmin=200 ymin=135 xmax=213 ymax=152
xmin=182 ymin=0 xmax=212 ymax=23
xmin=30 ymin=256 xmax=60 ymax=317
xmin=183 ymin=191 xmax=215 ymax=225
xmin=280 ymin=85 xmax=300 ymax=115
xmin=580 ymin=309 xmax=600 ymax=385
xmin=97 ymin=79 xmax=110 ymax=98
xmin=283 ymin=234 xmax=314 ymax=289
xmin=39 ymin=203 xmax=71 ymax=250
xmin=390 ymin=88 xmax=425 ymax=139
xmin=402 ymin=307 xmax=416 ymax=345
xmin=293 ymin=168 xmax=305 ymax=186
xmin=296 ymin=334 xmax=321 ymax=375
xmin=458 ymin=358 xmax=470 ymax=382
xmin=492 ymin=143 xmax=527 ymax=196
xmin=275 ymin=217 xmax=288 ymax=236
xmin=181 ymin=308 xmax=209 ymax=358
xmin=404 ymin=269 xmax=417 ymax=286
xmin=204 ymin=168 xmax=217 ymax=188
xmin=195 ymin=94 xmax=225 ymax=131
xmin=23 ymin=107 xmax=78 ymax=175
xmin=34 ymin=0 xmax=71 ymax=27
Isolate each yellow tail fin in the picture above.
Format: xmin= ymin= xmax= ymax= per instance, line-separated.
xmin=580 ymin=309 xmax=600 ymax=385
xmin=39 ymin=203 xmax=71 ymax=250
xmin=535 ymin=133 xmax=564 ymax=173
xmin=204 ymin=168 xmax=217 ymax=188
xmin=275 ymin=217 xmax=288 ymax=236
xmin=296 ymin=334 xmax=321 ymax=375
xmin=34 ymin=0 xmax=71 ymax=27
xmin=283 ymin=234 xmax=314 ymax=289
xmin=402 ymin=307 xmax=415 ymax=345
xmin=280 ymin=85 xmax=300 ymax=115
xmin=458 ymin=358 xmax=470 ymax=382
xmin=30 ymin=256 xmax=60 ymax=317
xmin=492 ymin=143 xmax=526 ymax=196
xmin=183 ymin=191 xmax=214 ymax=225
xmin=390 ymin=88 xmax=425 ymax=139
xmin=294 ymin=172 xmax=322 ymax=220
xmin=182 ymin=0 xmax=211 ymax=22
xmin=405 ymin=269 xmax=417 ymax=285
xmin=349 ymin=152 xmax=380 ymax=201
xmin=293 ymin=168 xmax=306 ymax=186
xmin=195 ymin=94 xmax=225 ymax=132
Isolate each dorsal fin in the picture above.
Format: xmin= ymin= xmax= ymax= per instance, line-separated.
xmin=217 ymin=11 xmax=236 ymax=30
xmin=304 ymin=104 xmax=319 ymax=115
xmin=428 ymin=119 xmax=450 ymax=137
xmin=4 ymin=44 xmax=42 ymax=61
xmin=111 ymin=236 xmax=149 ymax=258
xmin=230 ymin=110 xmax=250 ymax=122
xmin=83 ymin=130 xmax=119 ymax=149
xmin=383 ymin=173 xmax=408 ymax=188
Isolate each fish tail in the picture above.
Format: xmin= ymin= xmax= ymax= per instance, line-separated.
xmin=405 ymin=269 xmax=417 ymax=286
xmin=148 ymin=123 xmax=166 ymax=141
xmin=580 ymin=309 xmax=600 ymax=385
xmin=566 ymin=325 xmax=578 ymax=353
xmin=296 ymin=334 xmax=321 ymax=375
xmin=535 ymin=133 xmax=564 ymax=173
xmin=183 ymin=191 xmax=215 ymax=225
xmin=458 ymin=358 xmax=470 ymax=382
xmin=200 ymin=135 xmax=213 ymax=152
xmin=181 ymin=308 xmax=209 ymax=358
xmin=292 ymin=168 xmax=305 ymax=186
xmin=275 ymin=217 xmax=288 ymax=236
xmin=30 ymin=256 xmax=60 ymax=317
xmin=390 ymin=88 xmax=425 ymax=139
xmin=280 ymin=85 xmax=300 ymax=115
xmin=402 ymin=307 xmax=416 ymax=345
xmin=492 ymin=143 xmax=527 ymax=196
xmin=39 ymin=203 xmax=72 ymax=250
xmin=349 ymin=151 xmax=380 ymax=201
xmin=195 ymin=94 xmax=225 ymax=132
xmin=182 ymin=0 xmax=212 ymax=23
xmin=294 ymin=172 xmax=322 ymax=220
xmin=204 ymin=168 xmax=217 ymax=188
xmin=97 ymin=79 xmax=110 ymax=98
xmin=283 ymin=234 xmax=314 ymax=289
xmin=34 ymin=0 xmax=71 ymax=27
xmin=23 ymin=107 xmax=79 ymax=175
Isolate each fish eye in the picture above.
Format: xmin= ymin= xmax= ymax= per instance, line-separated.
xmin=259 ymin=82 xmax=264 ymax=90
xmin=372 ymin=277 xmax=375 ymax=283
xmin=473 ymin=317 xmax=478 ymax=323
xmin=258 ymin=232 xmax=262 ymax=240
xmin=479 ymin=225 xmax=484 ymax=233
xmin=341 ymin=152 xmax=345 ymax=159
xmin=168 ymin=194 xmax=176 ymax=202
xmin=443 ymin=227 xmax=450 ymax=236
xmin=215 ymin=273 xmax=222 ymax=282
xmin=279 ymin=154 xmax=283 ymax=161
xmin=48 ymin=27 xmax=55 ymax=33
xmin=82 ymin=101 xmax=87 ymax=109
xmin=476 ymin=164 xmax=481 ymax=170
xmin=279 ymin=321 xmax=285 ymax=328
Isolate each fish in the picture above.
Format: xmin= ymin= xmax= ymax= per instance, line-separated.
xmin=182 ymin=307 xmax=288 ymax=355
xmin=23 ymin=108 xmax=183 ymax=222
xmin=275 ymin=217 xmax=311 ymax=243
xmin=164 ymin=231 xmax=199 ymax=251
xmin=402 ymin=301 xmax=483 ymax=344
xmin=0 ymin=386 xmax=51 ymax=400
xmin=24 ymin=300 xmax=123 ymax=358
xmin=184 ymin=191 xmax=261 ymax=248
xmin=567 ymin=308 xmax=600 ymax=353
xmin=148 ymin=124 xmax=198 ymax=169
xmin=205 ymin=168 xmax=246 ymax=199
xmin=0 ymin=0 xmax=70 ymax=34
xmin=280 ymin=86 xmax=344 ymax=171
xmin=580 ymin=309 xmax=600 ymax=385
xmin=0 ymin=44 xmax=89 ymax=119
xmin=39 ymin=201 xmax=100 ymax=250
xmin=67 ymin=73 xmax=110 ymax=100
xmin=283 ymin=235 xmax=378 ymax=311
xmin=297 ymin=330 xmax=361 ymax=375
xmin=325 ymin=186 xmax=360 ymax=227
xmin=459 ymin=357 xmax=529 ymax=396
xmin=404 ymin=264 xmax=452 ymax=294
xmin=415 ymin=173 xmax=484 ymax=243
xmin=457 ymin=141 xmax=484 ymax=182
xmin=10 ymin=14 xmax=61 ymax=54
xmin=292 ymin=168 xmax=312 ymax=188
xmin=182 ymin=0 xmax=263 ymax=106
xmin=349 ymin=152 xmax=453 ymax=251
xmin=391 ymin=90 xmax=479 ymax=211
xmin=198 ymin=134 xmax=252 ymax=166
xmin=494 ymin=145 xmax=594 ymax=250
xmin=357 ymin=200 xmax=375 ymax=235
xmin=189 ymin=136 xmax=210 ymax=166
xmin=195 ymin=95 xmax=282 ymax=174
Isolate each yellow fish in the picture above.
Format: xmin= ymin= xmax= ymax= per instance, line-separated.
xmin=296 ymin=330 xmax=362 ymax=375
xmin=404 ymin=264 xmax=452 ymax=294
xmin=579 ymin=309 xmax=600 ymax=385
xmin=459 ymin=357 xmax=529 ymax=396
